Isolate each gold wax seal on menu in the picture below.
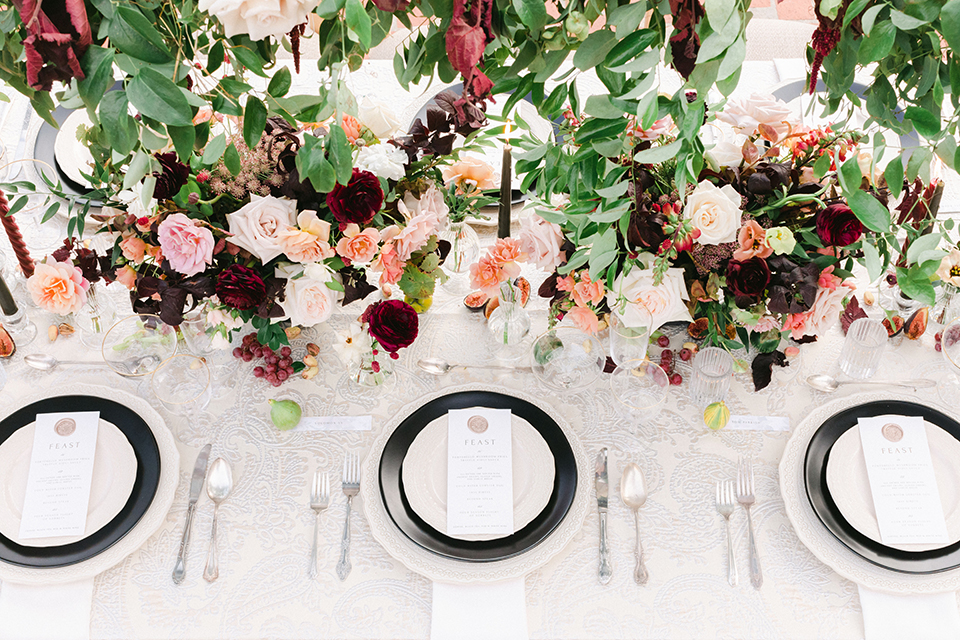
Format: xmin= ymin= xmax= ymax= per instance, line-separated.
xmin=881 ymin=422 xmax=904 ymax=443
xmin=467 ymin=415 xmax=489 ymax=434
xmin=55 ymin=418 xmax=77 ymax=437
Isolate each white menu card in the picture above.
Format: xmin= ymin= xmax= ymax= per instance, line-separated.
xmin=18 ymin=412 xmax=100 ymax=539
xmin=858 ymin=415 xmax=949 ymax=545
xmin=446 ymin=408 xmax=513 ymax=536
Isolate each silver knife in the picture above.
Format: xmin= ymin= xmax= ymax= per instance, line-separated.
xmin=172 ymin=444 xmax=212 ymax=584
xmin=596 ymin=447 xmax=612 ymax=585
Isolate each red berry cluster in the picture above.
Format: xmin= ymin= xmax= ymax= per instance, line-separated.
xmin=233 ymin=333 xmax=296 ymax=387
xmin=658 ymin=347 xmax=683 ymax=386
xmin=935 ymin=331 xmax=943 ymax=353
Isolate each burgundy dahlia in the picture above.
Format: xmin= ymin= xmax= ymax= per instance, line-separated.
xmin=363 ymin=299 xmax=419 ymax=352
xmin=816 ymin=203 xmax=863 ymax=247
xmin=153 ymin=152 xmax=190 ymax=200
xmin=326 ymin=169 xmax=384 ymax=225
xmin=726 ymin=257 xmax=771 ymax=306
xmin=216 ymin=264 xmax=266 ymax=311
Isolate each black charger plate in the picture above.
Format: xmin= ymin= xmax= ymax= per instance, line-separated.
xmin=0 ymin=395 xmax=160 ymax=568
xmin=804 ymin=399 xmax=960 ymax=574
xmin=379 ymin=390 xmax=577 ymax=562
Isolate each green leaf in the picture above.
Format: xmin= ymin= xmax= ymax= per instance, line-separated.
xmin=584 ymin=94 xmax=624 ymax=119
xmin=890 ymin=9 xmax=928 ymax=29
xmin=819 ymin=0 xmax=842 ymax=19
xmin=78 ymin=46 xmax=115 ymax=112
xmin=224 ymin=143 xmax=241 ymax=175
xmin=243 ymin=96 xmax=267 ymax=149
xmin=905 ymin=106 xmax=941 ymax=138
xmin=267 ymin=67 xmax=292 ymax=97
xmin=573 ymin=30 xmax=618 ymax=71
xmin=167 ymin=125 xmax=195 ymax=162
xmin=896 ymin=267 xmax=936 ymax=306
xmin=605 ymin=30 xmax=657 ymax=68
xmin=542 ymin=83 xmax=567 ymax=115
xmin=861 ymin=4 xmax=884 ymax=35
xmin=943 ymin=0 xmax=960 ymax=54
xmin=230 ymin=44 xmax=267 ymax=77
xmin=847 ymin=190 xmax=890 ymax=233
xmin=906 ymin=232 xmax=943 ymax=265
xmin=595 ymin=182 xmax=629 ymax=199
xmin=842 ymin=0 xmax=871 ymax=29
xmin=838 ymin=156 xmax=862 ymax=193
xmin=207 ymin=40 xmax=225 ymax=74
xmin=884 ymin=155 xmax=904 ymax=199
xmin=512 ymin=0 xmax=547 ymax=31
xmin=128 ymin=68 xmax=194 ymax=126
xmin=345 ymin=0 xmax=372 ymax=49
xmin=99 ymin=91 xmax=138 ymax=156
xmin=123 ymin=151 xmax=150 ymax=191
xmin=813 ymin=151 xmax=832 ymax=180
xmin=936 ymin=136 xmax=958 ymax=171
xmin=110 ymin=6 xmax=173 ymax=63
xmin=201 ymin=133 xmax=227 ymax=164
xmin=633 ymin=140 xmax=682 ymax=163
xmin=637 ymin=90 xmax=658 ymax=129
xmin=608 ymin=2 xmax=645 ymax=34
xmin=587 ymin=228 xmax=618 ymax=280
xmin=858 ymin=20 xmax=896 ymax=64
xmin=297 ymin=135 xmax=337 ymax=192
xmin=906 ymin=147 xmax=932 ymax=182
xmin=862 ymin=241 xmax=882 ymax=282
xmin=326 ymin=125 xmax=353 ymax=185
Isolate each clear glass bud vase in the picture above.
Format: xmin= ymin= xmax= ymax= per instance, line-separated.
xmin=487 ymin=281 xmax=530 ymax=356
xmin=75 ymin=283 xmax=119 ymax=349
xmin=934 ymin=284 xmax=960 ymax=325
xmin=440 ymin=221 xmax=480 ymax=273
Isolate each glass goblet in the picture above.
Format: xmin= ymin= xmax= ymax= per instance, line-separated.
xmin=151 ymin=355 xmax=212 ymax=437
xmin=609 ymin=307 xmax=652 ymax=366
xmin=531 ymin=327 xmax=604 ymax=391
xmin=939 ymin=318 xmax=960 ymax=404
xmin=610 ymin=359 xmax=669 ymax=424
xmin=101 ymin=314 xmax=178 ymax=377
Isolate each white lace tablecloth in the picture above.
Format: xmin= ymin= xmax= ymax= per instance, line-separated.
xmin=1 ymin=59 xmax=960 ymax=639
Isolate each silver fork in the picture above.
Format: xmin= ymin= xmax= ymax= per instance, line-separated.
xmin=737 ymin=457 xmax=763 ymax=588
xmin=716 ymin=480 xmax=738 ymax=587
xmin=335 ymin=453 xmax=360 ymax=581
xmin=308 ymin=470 xmax=330 ymax=579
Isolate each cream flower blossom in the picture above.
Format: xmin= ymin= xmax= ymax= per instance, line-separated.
xmin=358 ymin=98 xmax=401 ymax=139
xmin=278 ymin=263 xmax=338 ymax=327
xmin=684 ymin=180 xmax=743 ymax=245
xmin=606 ymin=257 xmax=693 ymax=331
xmin=354 ymin=143 xmax=407 ymax=181
xmin=198 ymin=0 xmax=321 ymax=41
xmin=937 ymin=248 xmax=960 ymax=288
xmin=226 ymin=195 xmax=298 ymax=263
xmin=715 ymin=92 xmax=798 ymax=139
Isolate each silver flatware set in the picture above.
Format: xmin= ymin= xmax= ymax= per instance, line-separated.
xmin=715 ymin=456 xmax=763 ymax=589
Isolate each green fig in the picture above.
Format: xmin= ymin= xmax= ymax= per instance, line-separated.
xmin=269 ymin=399 xmax=302 ymax=430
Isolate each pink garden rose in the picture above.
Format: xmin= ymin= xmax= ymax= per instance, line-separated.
xmin=120 ymin=236 xmax=147 ymax=263
xmin=393 ymin=214 xmax=436 ymax=261
xmin=372 ymin=243 xmax=404 ymax=285
xmin=27 ymin=257 xmax=89 ymax=314
xmin=157 ymin=213 xmax=214 ymax=277
xmin=226 ymin=195 xmax=298 ymax=263
xmin=336 ymin=224 xmax=381 ymax=264
xmin=518 ymin=214 xmax=565 ymax=271
xmin=567 ymin=305 xmax=600 ymax=334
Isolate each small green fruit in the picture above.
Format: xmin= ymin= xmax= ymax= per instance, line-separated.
xmin=269 ymin=399 xmax=302 ymax=430
xmin=704 ymin=401 xmax=730 ymax=431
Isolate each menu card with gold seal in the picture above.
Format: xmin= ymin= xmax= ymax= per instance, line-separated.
xmin=446 ymin=408 xmax=513 ymax=536
xmin=858 ymin=415 xmax=949 ymax=545
xmin=18 ymin=412 xmax=100 ymax=539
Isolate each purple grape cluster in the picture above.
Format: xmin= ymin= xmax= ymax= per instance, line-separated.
xmin=233 ymin=333 xmax=296 ymax=387
xmin=659 ymin=348 xmax=683 ymax=386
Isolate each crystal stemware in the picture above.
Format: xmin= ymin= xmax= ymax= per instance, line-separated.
xmin=101 ymin=314 xmax=178 ymax=377
xmin=939 ymin=318 xmax=960 ymax=404
xmin=531 ymin=327 xmax=604 ymax=391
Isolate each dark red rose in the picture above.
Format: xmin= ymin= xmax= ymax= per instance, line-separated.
xmin=216 ymin=264 xmax=266 ymax=311
xmin=726 ymin=257 xmax=771 ymax=307
xmin=816 ymin=203 xmax=863 ymax=247
xmin=153 ymin=152 xmax=190 ymax=200
xmin=363 ymin=299 xmax=419 ymax=352
xmin=371 ymin=0 xmax=410 ymax=10
xmin=326 ymin=169 xmax=384 ymax=225
xmin=17 ymin=0 xmax=92 ymax=91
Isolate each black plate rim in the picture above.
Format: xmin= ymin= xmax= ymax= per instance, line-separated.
xmin=0 ymin=395 xmax=161 ymax=568
xmin=804 ymin=399 xmax=960 ymax=574
xmin=378 ymin=390 xmax=577 ymax=563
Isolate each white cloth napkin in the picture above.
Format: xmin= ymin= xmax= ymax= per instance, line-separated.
xmin=431 ymin=577 xmax=527 ymax=640
xmin=0 ymin=578 xmax=95 ymax=640
xmin=773 ymin=58 xmax=807 ymax=82
xmin=858 ymin=586 xmax=960 ymax=640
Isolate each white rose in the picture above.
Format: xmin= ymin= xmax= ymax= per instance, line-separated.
xmin=226 ymin=195 xmax=298 ymax=263
xmin=279 ymin=263 xmax=338 ymax=327
xmin=684 ymin=180 xmax=742 ymax=245
xmin=715 ymin=92 xmax=798 ymax=139
xmin=199 ymin=0 xmax=320 ymax=41
xmin=358 ymin=98 xmax=401 ymax=139
xmin=705 ymin=129 xmax=747 ymax=168
xmin=606 ymin=258 xmax=692 ymax=332
xmin=518 ymin=214 xmax=565 ymax=272
xmin=355 ymin=143 xmax=407 ymax=182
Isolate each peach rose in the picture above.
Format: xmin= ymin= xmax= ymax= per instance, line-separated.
xmin=115 ymin=264 xmax=138 ymax=290
xmin=784 ymin=311 xmax=810 ymax=340
xmin=442 ymin=156 xmax=497 ymax=192
xmin=818 ymin=265 xmax=842 ymax=292
xmin=27 ymin=258 xmax=89 ymax=314
xmin=157 ymin=213 xmax=214 ymax=277
xmin=277 ymin=210 xmax=335 ymax=263
xmin=733 ymin=220 xmax=773 ymax=261
xmin=336 ymin=224 xmax=380 ymax=264
xmin=572 ymin=273 xmax=604 ymax=307
xmin=556 ymin=275 xmax=575 ymax=292
xmin=469 ymin=255 xmax=507 ymax=296
xmin=373 ymin=243 xmax=404 ymax=285
xmin=567 ymin=305 xmax=599 ymax=334
xmin=342 ymin=115 xmax=362 ymax=143
xmin=120 ymin=236 xmax=147 ymax=263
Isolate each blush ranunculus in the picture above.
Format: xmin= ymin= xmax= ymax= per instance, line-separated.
xmin=733 ymin=220 xmax=773 ymax=261
xmin=336 ymin=224 xmax=381 ymax=264
xmin=157 ymin=213 xmax=215 ymax=277
xmin=120 ymin=236 xmax=147 ymax=263
xmin=27 ymin=257 xmax=89 ymax=314
xmin=726 ymin=257 xmax=771 ymax=306
xmin=815 ymin=203 xmax=864 ymax=247
xmin=363 ymin=299 xmax=419 ymax=352
xmin=226 ymin=194 xmax=298 ymax=263
xmin=216 ymin=264 xmax=266 ymax=311
xmin=326 ymin=169 xmax=384 ymax=226
xmin=487 ymin=237 xmax=526 ymax=278
xmin=572 ymin=273 xmax=604 ymax=307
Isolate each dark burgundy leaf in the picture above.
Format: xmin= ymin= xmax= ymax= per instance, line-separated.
xmin=840 ymin=295 xmax=869 ymax=335
xmin=751 ymin=349 xmax=788 ymax=391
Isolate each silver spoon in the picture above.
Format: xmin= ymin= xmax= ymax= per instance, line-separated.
xmin=620 ymin=462 xmax=650 ymax=585
xmin=203 ymin=458 xmax=233 ymax=583
xmin=24 ymin=352 xmax=161 ymax=374
xmin=417 ymin=357 xmax=530 ymax=375
xmin=806 ymin=373 xmax=937 ymax=393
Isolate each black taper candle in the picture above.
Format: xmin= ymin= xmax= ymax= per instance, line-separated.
xmin=498 ymin=140 xmax=512 ymax=239
xmin=0 ymin=271 xmax=18 ymax=316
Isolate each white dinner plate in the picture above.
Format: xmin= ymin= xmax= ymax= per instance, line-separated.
xmin=0 ymin=418 xmax=137 ymax=547
xmin=401 ymin=409 xmax=556 ymax=541
xmin=53 ymin=109 xmax=96 ymax=188
xmin=825 ymin=418 xmax=960 ymax=552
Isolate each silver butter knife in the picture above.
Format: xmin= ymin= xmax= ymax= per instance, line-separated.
xmin=172 ymin=443 xmax=212 ymax=584
xmin=596 ymin=447 xmax=612 ymax=585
